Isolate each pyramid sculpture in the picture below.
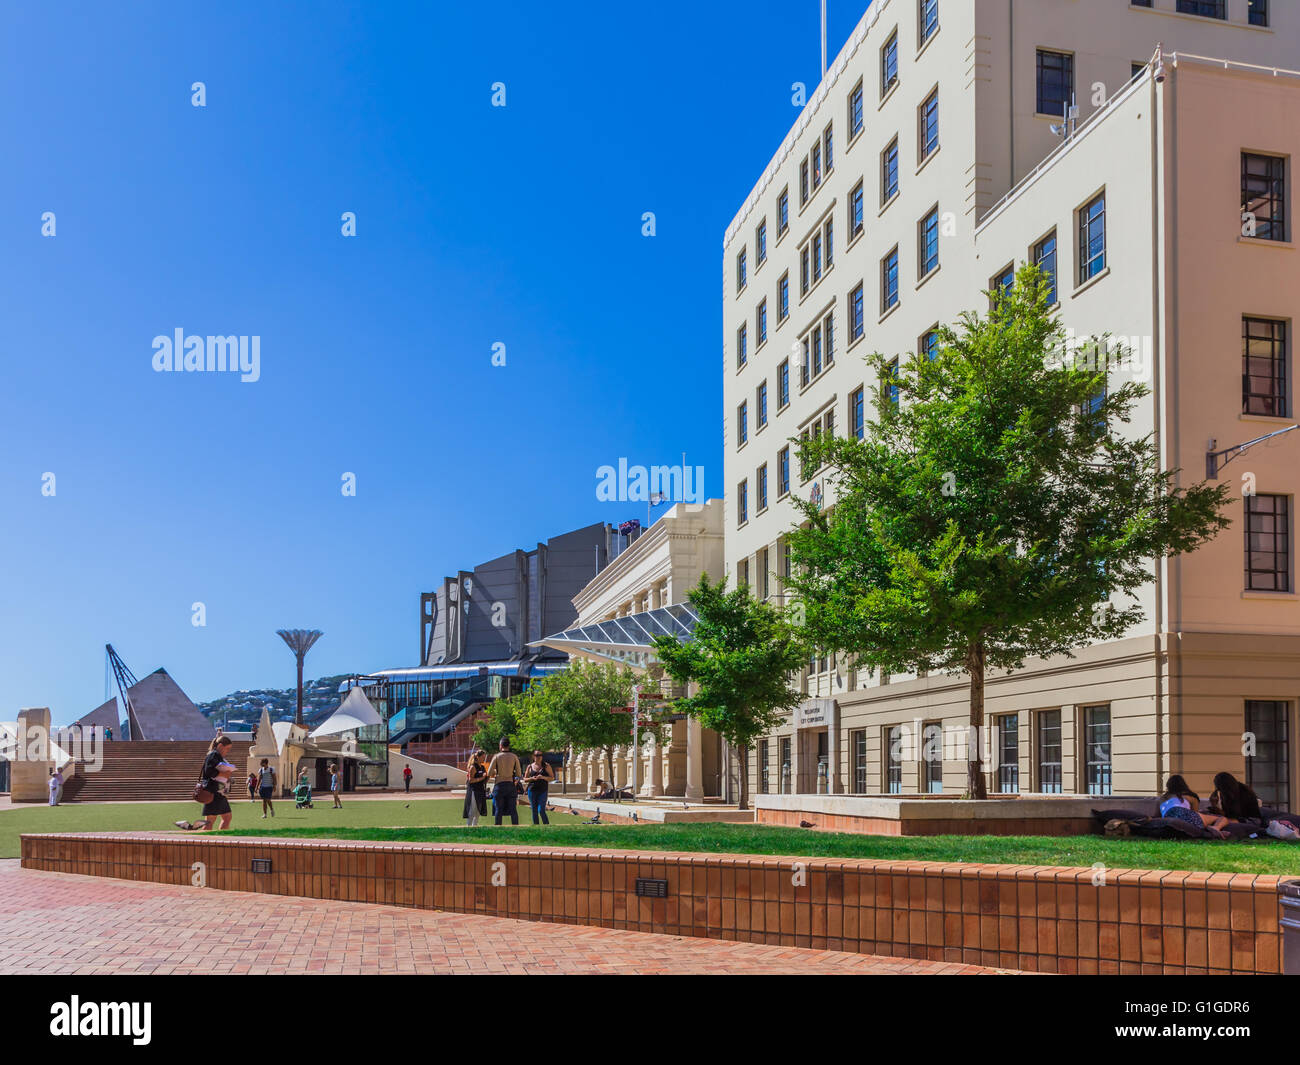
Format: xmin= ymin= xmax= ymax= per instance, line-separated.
xmin=122 ymin=668 xmax=212 ymax=741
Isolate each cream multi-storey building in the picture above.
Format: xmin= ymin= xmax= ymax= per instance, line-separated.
xmin=723 ymin=0 xmax=1300 ymax=804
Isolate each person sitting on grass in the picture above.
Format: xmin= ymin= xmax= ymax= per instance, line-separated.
xmin=1207 ymin=772 xmax=1264 ymax=830
xmin=1159 ymin=775 xmax=1225 ymax=838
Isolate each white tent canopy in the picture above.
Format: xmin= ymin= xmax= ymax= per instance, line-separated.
xmin=310 ymin=686 xmax=382 ymax=738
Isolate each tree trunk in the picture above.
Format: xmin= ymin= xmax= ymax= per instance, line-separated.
xmin=737 ymin=741 xmax=750 ymax=811
xmin=966 ymin=640 xmax=987 ymax=799
xmin=605 ymin=747 xmax=614 ymax=785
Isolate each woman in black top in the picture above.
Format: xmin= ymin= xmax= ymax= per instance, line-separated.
xmin=1208 ymin=771 xmax=1264 ymax=825
xmin=175 ymin=736 xmax=235 ymax=832
xmin=463 ymin=749 xmax=488 ymax=827
xmin=523 ymin=750 xmax=554 ymax=825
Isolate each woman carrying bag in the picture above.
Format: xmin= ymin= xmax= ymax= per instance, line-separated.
xmin=175 ymin=735 xmax=236 ymax=832
xmin=463 ymin=749 xmax=489 ymax=827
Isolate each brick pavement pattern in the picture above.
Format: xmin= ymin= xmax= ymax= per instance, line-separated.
xmin=0 ymin=860 xmax=1002 ymax=975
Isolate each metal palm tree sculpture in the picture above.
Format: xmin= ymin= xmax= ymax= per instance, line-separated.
xmin=276 ymin=629 xmax=323 ymax=726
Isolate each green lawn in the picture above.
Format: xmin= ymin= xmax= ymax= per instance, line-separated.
xmin=7 ymin=796 xmax=1300 ymax=875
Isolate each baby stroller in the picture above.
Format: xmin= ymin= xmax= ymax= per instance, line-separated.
xmin=294 ymin=781 xmax=314 ymax=809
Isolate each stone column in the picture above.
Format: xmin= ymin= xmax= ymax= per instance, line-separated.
xmin=640 ymin=736 xmax=663 ymax=797
xmin=685 ymin=716 xmax=704 ymax=799
xmin=12 ymin=707 xmax=53 ymax=803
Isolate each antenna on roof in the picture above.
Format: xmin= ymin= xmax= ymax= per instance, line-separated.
xmin=820 ymin=0 xmax=827 ymax=78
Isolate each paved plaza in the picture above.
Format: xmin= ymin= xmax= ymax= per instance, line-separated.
xmin=0 ymin=859 xmax=1006 ymax=975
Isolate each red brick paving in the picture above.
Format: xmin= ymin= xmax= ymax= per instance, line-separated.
xmin=0 ymin=859 xmax=1006 ymax=975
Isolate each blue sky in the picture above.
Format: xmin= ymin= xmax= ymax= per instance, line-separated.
xmin=0 ymin=0 xmax=864 ymax=723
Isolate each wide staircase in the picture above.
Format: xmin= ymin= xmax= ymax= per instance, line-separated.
xmin=61 ymin=740 xmax=255 ymax=803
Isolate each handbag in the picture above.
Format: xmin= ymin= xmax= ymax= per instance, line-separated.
xmin=193 ymin=782 xmax=214 ymax=805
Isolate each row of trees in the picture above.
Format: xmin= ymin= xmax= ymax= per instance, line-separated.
xmin=479 ymin=268 xmax=1232 ymax=807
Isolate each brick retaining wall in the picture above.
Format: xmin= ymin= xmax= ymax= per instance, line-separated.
xmin=20 ymin=832 xmax=1282 ymax=974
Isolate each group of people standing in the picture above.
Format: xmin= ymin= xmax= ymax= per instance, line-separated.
xmin=463 ymin=738 xmax=554 ymax=827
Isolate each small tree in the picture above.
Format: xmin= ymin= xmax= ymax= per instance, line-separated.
xmin=651 ymin=574 xmax=806 ymax=811
xmin=471 ymin=696 xmax=519 ymax=752
xmin=786 ymin=265 xmax=1231 ymax=798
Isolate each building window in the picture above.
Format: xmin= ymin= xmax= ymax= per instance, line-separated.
xmin=1033 ymin=230 xmax=1058 ymax=305
xmin=850 ymin=282 xmax=865 ymax=341
xmin=850 ymin=729 xmax=868 ymax=793
xmin=884 ymin=357 xmax=900 ymax=408
xmin=779 ymin=737 xmax=792 ymax=793
xmin=736 ymin=249 xmax=747 ymax=292
xmin=760 ymin=547 xmax=770 ymax=599
xmin=1176 ymin=0 xmax=1225 ymax=17
xmin=1243 ymin=317 xmax=1287 ymax=417
xmin=886 ymin=725 xmax=903 ymax=793
xmin=1079 ymin=192 xmax=1106 ymax=284
xmin=738 ymin=558 xmax=749 ymax=588
xmin=1249 ymin=0 xmax=1269 ymax=27
xmin=881 ymin=30 xmax=898 ymax=97
xmin=824 ymin=311 xmax=835 ymax=367
xmin=882 ymin=137 xmax=899 ymax=202
xmin=778 ymin=446 xmax=791 ymax=496
xmin=758 ymin=739 xmax=770 ymax=794
xmin=921 ymin=327 xmax=939 ymax=360
xmin=823 ymin=217 xmax=834 ymax=271
xmin=757 ymin=298 xmax=768 ymax=346
xmin=850 ymin=386 xmax=865 ymax=439
xmin=778 ymin=272 xmax=789 ymax=321
xmin=756 ymin=219 xmax=767 ymax=266
xmin=737 ymin=400 xmax=748 ymax=446
xmin=757 ymin=381 xmax=768 ymax=428
xmin=849 ymin=79 xmax=864 ymax=138
xmin=850 ymin=180 xmax=864 ymax=239
xmin=918 ymin=206 xmax=939 ymax=277
xmin=800 ymin=245 xmax=810 ymax=295
xmin=919 ymin=0 xmax=938 ymax=43
xmin=736 ymin=324 xmax=747 ymax=369
xmin=997 ymin=714 xmax=1019 ymax=794
xmin=918 ymin=89 xmax=939 ymax=161
xmin=922 ymin=723 xmax=943 ymax=793
xmin=991 ymin=263 xmax=1014 ymax=305
xmin=823 ymin=124 xmax=834 ymax=176
xmin=1038 ymin=711 xmax=1062 ymax=793
xmin=757 ymin=463 xmax=768 ymax=511
xmin=1245 ymin=700 xmax=1289 ymax=807
xmin=1083 ymin=705 xmax=1112 ymax=796
xmin=778 ymin=359 xmax=790 ymax=408
xmin=777 ymin=188 xmax=789 ymax=237
xmin=1245 ymin=493 xmax=1291 ymax=591
xmin=800 ymin=159 xmax=810 ymax=207
xmin=881 ymin=246 xmax=900 ymax=313
xmin=737 ymin=480 xmax=748 ymax=525
xmin=1242 ymin=152 xmax=1287 ymax=242
xmin=1036 ymin=49 xmax=1074 ymax=117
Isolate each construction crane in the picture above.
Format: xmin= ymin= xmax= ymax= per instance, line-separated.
xmin=105 ymin=644 xmax=139 ymax=741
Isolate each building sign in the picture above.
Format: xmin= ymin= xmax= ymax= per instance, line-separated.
xmin=793 ymin=698 xmax=835 ymax=729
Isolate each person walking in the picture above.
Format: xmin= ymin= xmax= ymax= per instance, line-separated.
xmin=523 ymin=750 xmax=554 ymax=826
xmin=486 ymin=738 xmax=522 ymax=825
xmin=257 ymin=758 xmax=277 ymax=818
xmin=403 ymin=764 xmax=413 ymax=793
xmin=175 ymin=735 xmax=236 ymax=831
xmin=463 ymin=749 xmax=488 ymax=827
xmin=246 ymin=769 xmax=258 ymax=804
xmin=329 ymin=762 xmax=343 ymax=809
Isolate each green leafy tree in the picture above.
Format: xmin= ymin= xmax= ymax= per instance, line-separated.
xmin=471 ymin=696 xmax=519 ymax=752
xmin=651 ymin=574 xmax=806 ymax=810
xmin=785 ymin=265 xmax=1231 ymax=798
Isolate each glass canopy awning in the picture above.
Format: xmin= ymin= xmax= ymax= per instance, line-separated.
xmin=529 ymin=602 xmax=699 ymax=672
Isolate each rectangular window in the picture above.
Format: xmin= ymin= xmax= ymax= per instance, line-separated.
xmin=998 ymin=714 xmax=1019 ymax=794
xmin=811 ymin=326 xmax=822 ymax=378
xmin=851 ymin=729 xmax=868 ymax=794
xmin=757 ymin=298 xmax=768 ymax=345
xmin=1245 ymin=700 xmax=1289 ymax=807
xmin=824 ymin=311 xmax=835 ymax=366
xmin=800 ymin=246 xmax=810 ymax=295
xmin=919 ymin=0 xmax=938 ymax=43
xmin=800 ymin=159 xmax=810 ymax=206
xmin=850 ymin=180 xmax=864 ymax=239
xmin=760 ymin=547 xmax=770 ymax=599
xmin=778 ymin=446 xmax=791 ymax=496
xmin=921 ymin=327 xmax=939 ymax=360
xmin=881 ymin=246 xmax=900 ymax=312
xmin=850 ymin=282 xmax=865 ymax=341
xmin=823 ymin=124 xmax=834 ymax=175
xmin=991 ymin=263 xmax=1014 ymax=305
xmin=757 ymin=381 xmax=768 ymax=428
xmin=1033 ymin=230 xmax=1058 ymax=305
xmin=919 ymin=89 xmax=939 ymax=161
xmin=1243 ymin=317 xmax=1288 ymax=417
xmin=823 ymin=218 xmax=833 ymax=270
xmin=850 ymin=386 xmax=865 ymax=439
xmin=881 ymin=30 xmax=899 ymax=96
xmin=779 ymin=273 xmax=789 ymax=321
xmin=736 ymin=249 xmax=747 ymax=292
xmin=885 ymin=357 xmax=900 ymax=408
xmin=737 ymin=480 xmax=748 ymax=525
xmin=1083 ymin=705 xmax=1112 ymax=796
xmin=1036 ymin=49 xmax=1074 ymax=117
xmin=778 ymin=359 xmax=790 ymax=407
xmin=778 ymin=188 xmax=789 ymax=236
xmin=812 ymin=233 xmax=823 ymax=285
xmin=1249 ymin=0 xmax=1269 ymax=27
xmin=919 ymin=206 xmax=939 ymax=276
xmin=882 ymin=137 xmax=899 ymax=202
xmin=1176 ymin=0 xmax=1225 ymax=17
xmin=779 ymin=737 xmax=792 ymax=793
xmin=812 ymin=141 xmax=822 ymax=190
xmin=737 ymin=400 xmax=748 ymax=446
xmin=923 ymin=723 xmax=943 ymax=793
xmin=736 ymin=323 xmax=747 ymax=368
xmin=1038 ymin=710 xmax=1062 ymax=794
xmin=1246 ymin=493 xmax=1291 ymax=591
xmin=1079 ymin=192 xmax=1106 ymax=284
xmin=886 ymin=726 xmax=903 ymax=794
xmin=1243 ymin=152 xmax=1287 ymax=242
xmin=758 ymin=739 xmax=769 ymax=794
xmin=757 ymin=463 xmax=768 ymax=511
xmin=849 ymin=79 xmax=864 ymax=137
xmin=756 ymin=219 xmax=767 ymax=265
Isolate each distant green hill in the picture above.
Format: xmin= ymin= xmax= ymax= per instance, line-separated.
xmin=195 ymin=674 xmax=353 ymax=730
